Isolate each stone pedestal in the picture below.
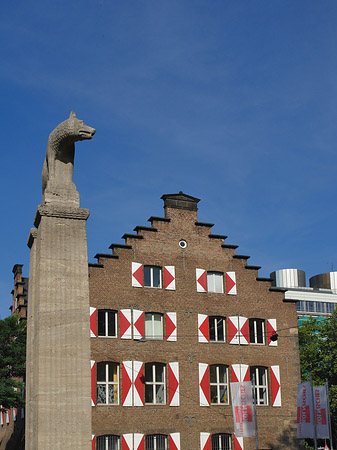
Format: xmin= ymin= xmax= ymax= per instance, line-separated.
xmin=25 ymin=201 xmax=92 ymax=449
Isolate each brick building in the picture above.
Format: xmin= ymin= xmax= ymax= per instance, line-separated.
xmin=89 ymin=192 xmax=301 ymax=450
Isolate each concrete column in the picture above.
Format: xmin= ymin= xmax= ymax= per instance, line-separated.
xmin=25 ymin=204 xmax=91 ymax=449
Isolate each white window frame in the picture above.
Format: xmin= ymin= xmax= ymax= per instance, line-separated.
xmin=144 ymin=266 xmax=162 ymax=288
xmin=96 ymin=435 xmax=120 ymax=450
xmin=249 ymin=318 xmax=265 ymax=345
xmin=145 ymin=434 xmax=167 ymax=450
xmin=96 ymin=362 xmax=119 ymax=405
xmin=207 ymin=272 xmax=224 ymax=293
xmin=98 ymin=310 xmax=117 ymax=338
xmin=250 ymin=366 xmax=268 ymax=406
xmin=145 ymin=312 xmax=163 ymax=340
xmin=211 ymin=433 xmax=231 ymax=450
xmin=209 ymin=316 xmax=226 ymax=342
xmin=209 ymin=364 xmax=229 ymax=405
xmin=145 ymin=363 xmax=166 ymax=405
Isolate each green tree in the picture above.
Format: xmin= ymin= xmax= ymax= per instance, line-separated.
xmin=0 ymin=315 xmax=26 ymax=410
xmin=299 ymin=310 xmax=337 ymax=446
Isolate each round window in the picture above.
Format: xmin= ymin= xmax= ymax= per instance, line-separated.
xmin=179 ymin=240 xmax=187 ymax=249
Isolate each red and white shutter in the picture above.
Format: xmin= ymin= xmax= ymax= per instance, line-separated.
xmin=122 ymin=361 xmax=133 ymax=406
xmin=90 ymin=307 xmax=97 ymax=338
xmin=239 ymin=317 xmax=249 ymax=345
xmin=120 ymin=309 xmax=132 ymax=339
xmin=231 ymin=364 xmax=249 ymax=382
xmin=199 ymin=363 xmax=210 ymax=406
xmin=6 ymin=410 xmax=10 ymax=424
xmin=164 ymin=266 xmax=176 ymax=290
xmin=228 ymin=316 xmax=239 ymax=344
xmin=132 ymin=262 xmax=143 ymax=288
xmin=91 ymin=360 xmax=96 ymax=406
xmin=198 ymin=314 xmax=209 ymax=343
xmin=200 ymin=433 xmax=211 ymax=450
xmin=133 ymin=310 xmax=144 ymax=340
xmin=226 ymin=271 xmax=237 ymax=295
xmin=123 ymin=434 xmax=133 ymax=450
xmin=231 ymin=364 xmax=241 ymax=383
xmin=0 ymin=409 xmax=4 ymax=426
xmin=166 ymin=312 xmax=177 ymax=341
xmin=134 ymin=433 xmax=145 ymax=450
xmin=13 ymin=408 xmax=17 ymax=422
xmin=133 ymin=361 xmax=144 ymax=406
xmin=241 ymin=364 xmax=250 ymax=382
xmin=233 ymin=434 xmax=244 ymax=450
xmin=168 ymin=362 xmax=179 ymax=406
xmin=196 ymin=268 xmax=207 ymax=292
xmin=267 ymin=319 xmax=278 ymax=346
xmin=169 ymin=433 xmax=180 ymax=450
xmin=270 ymin=365 xmax=281 ymax=407
xmin=92 ymin=435 xmax=96 ymax=450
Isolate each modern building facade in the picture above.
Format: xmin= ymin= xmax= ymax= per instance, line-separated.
xmin=270 ymin=269 xmax=337 ymax=325
xmin=89 ymin=192 xmax=301 ymax=450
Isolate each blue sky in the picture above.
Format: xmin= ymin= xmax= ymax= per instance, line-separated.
xmin=1 ymin=1 xmax=337 ymax=318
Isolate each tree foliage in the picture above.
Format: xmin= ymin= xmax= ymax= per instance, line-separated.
xmin=0 ymin=316 xmax=26 ymax=410
xmin=298 ymin=310 xmax=337 ymax=444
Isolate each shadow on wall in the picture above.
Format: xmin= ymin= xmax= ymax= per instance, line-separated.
xmin=1 ymin=418 xmax=25 ymax=450
xmin=267 ymin=425 xmax=305 ymax=450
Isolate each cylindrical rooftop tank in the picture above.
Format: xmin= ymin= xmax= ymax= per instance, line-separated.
xmin=309 ymin=272 xmax=337 ymax=291
xmin=270 ymin=269 xmax=306 ymax=288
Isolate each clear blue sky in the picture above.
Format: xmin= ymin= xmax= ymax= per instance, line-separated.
xmin=1 ymin=1 xmax=337 ymax=318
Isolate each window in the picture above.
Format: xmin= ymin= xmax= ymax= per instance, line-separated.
xmin=209 ymin=316 xmax=225 ymax=342
xmin=145 ymin=434 xmax=167 ymax=450
xmin=250 ymin=366 xmax=268 ymax=405
xmin=145 ymin=363 xmax=166 ymax=404
xmin=98 ymin=310 xmax=117 ymax=337
xmin=96 ymin=435 xmax=119 ymax=450
xmin=145 ymin=313 xmax=163 ymax=340
xmin=97 ymin=362 xmax=119 ymax=405
xmin=249 ymin=319 xmax=265 ymax=344
xmin=144 ymin=266 xmax=162 ymax=288
xmin=211 ymin=434 xmax=231 ymax=450
xmin=207 ymin=272 xmax=224 ymax=293
xmin=209 ymin=364 xmax=229 ymax=405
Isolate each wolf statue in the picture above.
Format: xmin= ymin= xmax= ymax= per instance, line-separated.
xmin=42 ymin=111 xmax=96 ymax=196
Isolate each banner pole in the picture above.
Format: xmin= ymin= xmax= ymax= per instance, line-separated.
xmin=326 ymin=379 xmax=334 ymax=450
xmin=252 ymin=374 xmax=259 ymax=450
xmin=310 ymin=373 xmax=318 ymax=450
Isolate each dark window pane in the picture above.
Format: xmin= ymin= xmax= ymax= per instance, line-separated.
xmin=249 ymin=320 xmax=255 ymax=343
xmin=257 ymin=320 xmax=264 ymax=343
xmin=145 ymin=364 xmax=153 ymax=382
xmin=97 ymin=362 xmax=106 ymax=382
xmin=155 ymin=364 xmax=164 ymax=382
xmin=144 ymin=266 xmax=151 ymax=287
xmin=217 ymin=319 xmax=224 ymax=341
xmin=209 ymin=365 xmax=217 ymax=383
xmin=153 ymin=267 xmax=161 ymax=287
xmin=98 ymin=311 xmax=106 ymax=336
xmin=108 ymin=312 xmax=116 ymax=336
xmin=145 ymin=384 xmax=153 ymax=403
xmin=209 ymin=317 xmax=216 ymax=341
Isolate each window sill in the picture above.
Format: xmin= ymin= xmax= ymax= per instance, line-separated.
xmin=97 ymin=335 xmax=117 ymax=339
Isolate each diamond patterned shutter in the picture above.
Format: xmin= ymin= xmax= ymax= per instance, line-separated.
xmin=239 ymin=317 xmax=249 ymax=345
xmin=199 ymin=363 xmax=210 ymax=406
xmin=267 ymin=319 xmax=278 ymax=346
xmin=228 ymin=316 xmax=239 ymax=344
xmin=132 ymin=262 xmax=143 ymax=287
xmin=166 ymin=312 xmax=177 ymax=341
xmin=234 ymin=434 xmax=244 ymax=450
xmin=133 ymin=361 xmax=144 ymax=406
xmin=134 ymin=433 xmax=145 ymax=450
xmin=90 ymin=307 xmax=97 ymax=338
xmin=13 ymin=408 xmax=17 ymax=422
xmin=164 ymin=266 xmax=176 ymax=290
xmin=241 ymin=364 xmax=250 ymax=382
xmin=91 ymin=361 xmax=96 ymax=406
xmin=92 ymin=435 xmax=96 ymax=450
xmin=123 ymin=434 xmax=133 ymax=450
xmin=122 ymin=361 xmax=133 ymax=406
xmin=226 ymin=271 xmax=237 ymax=295
xmin=196 ymin=268 xmax=207 ymax=292
xmin=168 ymin=362 xmax=180 ymax=406
xmin=198 ymin=314 xmax=209 ymax=343
xmin=133 ymin=310 xmax=144 ymax=340
xmin=6 ymin=409 xmax=10 ymax=424
xmin=169 ymin=433 xmax=180 ymax=450
xmin=231 ymin=364 xmax=250 ymax=382
xmin=270 ymin=365 xmax=281 ymax=407
xmin=120 ymin=309 xmax=132 ymax=339
xmin=200 ymin=433 xmax=211 ymax=450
